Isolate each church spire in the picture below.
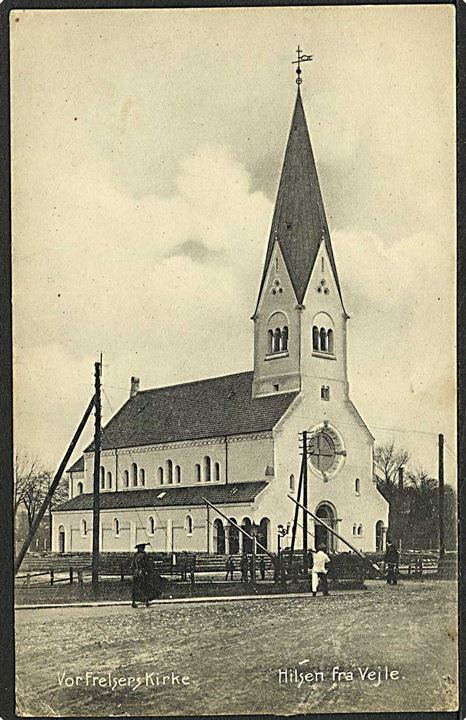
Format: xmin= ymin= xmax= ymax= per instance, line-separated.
xmin=256 ymin=84 xmax=343 ymax=308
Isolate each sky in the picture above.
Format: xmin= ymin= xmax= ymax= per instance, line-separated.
xmin=11 ymin=6 xmax=456 ymax=483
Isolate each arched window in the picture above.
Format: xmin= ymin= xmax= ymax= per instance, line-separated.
xmin=157 ymin=466 xmax=164 ymax=485
xmin=289 ymin=474 xmax=295 ymax=491
xmin=148 ymin=516 xmax=155 ymax=535
xmin=175 ymin=465 xmax=181 ymax=484
xmin=204 ymin=456 xmax=211 ymax=482
xmin=195 ymin=463 xmax=201 ymax=483
xmin=132 ymin=463 xmax=138 ymax=487
xmin=113 ymin=518 xmax=120 ymax=536
xmin=312 ymin=313 xmax=335 ymax=356
xmin=139 ymin=468 xmax=145 ymax=486
xmin=77 ymin=482 xmax=83 ymax=495
xmin=107 ymin=471 xmax=112 ymax=489
xmin=352 ymin=523 xmax=357 ymax=535
xmin=357 ymin=524 xmax=363 ymax=536
xmin=81 ymin=519 xmax=87 ymax=536
xmin=267 ymin=329 xmax=274 ymax=354
xmin=123 ymin=470 xmax=129 ymax=488
xmin=214 ymin=462 xmax=220 ymax=482
xmin=355 ymin=478 xmax=361 ymax=495
xmin=327 ymin=329 xmax=334 ymax=354
xmin=282 ymin=326 xmax=288 ymax=351
xmin=375 ymin=520 xmax=384 ymax=552
xmin=186 ymin=515 xmax=193 ymax=535
xmin=100 ymin=466 xmax=105 ymax=490
xmin=319 ymin=327 xmax=327 ymax=352
xmin=273 ymin=328 xmax=281 ymax=352
xmin=166 ymin=459 xmax=173 ymax=484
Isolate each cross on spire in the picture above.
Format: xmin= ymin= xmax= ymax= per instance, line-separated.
xmin=292 ymin=46 xmax=313 ymax=87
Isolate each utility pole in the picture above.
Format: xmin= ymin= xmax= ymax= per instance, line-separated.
xmin=438 ymin=433 xmax=445 ymax=559
xmin=302 ymin=430 xmax=308 ymax=574
xmin=92 ymin=360 xmax=102 ymax=589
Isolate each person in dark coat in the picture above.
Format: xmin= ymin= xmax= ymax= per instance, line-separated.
xmin=383 ymin=542 xmax=400 ymax=585
xmin=225 ymin=556 xmax=235 ymax=580
xmin=259 ymin=556 xmax=266 ymax=580
xmin=132 ymin=543 xmax=157 ymax=607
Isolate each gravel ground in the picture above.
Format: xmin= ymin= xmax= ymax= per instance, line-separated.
xmin=15 ymin=579 xmax=457 ymax=716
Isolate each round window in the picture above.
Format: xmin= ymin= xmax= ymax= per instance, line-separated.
xmin=308 ymin=431 xmax=336 ymax=472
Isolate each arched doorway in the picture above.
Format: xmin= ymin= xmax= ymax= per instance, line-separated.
xmin=375 ymin=520 xmax=385 ymax=552
xmin=228 ymin=518 xmax=240 ymax=554
xmin=213 ymin=519 xmax=225 ymax=554
xmin=58 ymin=525 xmax=65 ymax=554
xmin=314 ymin=503 xmax=337 ymax=551
xmin=258 ymin=517 xmax=270 ymax=550
xmin=241 ymin=517 xmax=253 ymax=554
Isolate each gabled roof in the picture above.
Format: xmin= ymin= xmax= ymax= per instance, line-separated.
xmin=86 ymin=371 xmax=298 ymax=452
xmin=55 ymin=481 xmax=268 ymax=511
xmin=256 ymin=90 xmax=343 ymax=308
xmin=68 ymin=456 xmax=84 ymax=473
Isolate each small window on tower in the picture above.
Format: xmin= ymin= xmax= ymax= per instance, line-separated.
xmin=321 ymin=257 xmax=324 ymax=272
xmin=275 ymin=257 xmax=279 ymax=273
xmin=286 ymin=222 xmax=292 ymax=230
xmin=273 ymin=384 xmax=279 ymax=392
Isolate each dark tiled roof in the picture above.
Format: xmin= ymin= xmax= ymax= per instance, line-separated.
xmin=86 ymin=371 xmax=297 ymax=451
xmin=68 ymin=456 xmax=84 ymax=473
xmin=54 ymin=481 xmax=268 ymax=511
xmin=256 ymin=91 xmax=344 ymax=308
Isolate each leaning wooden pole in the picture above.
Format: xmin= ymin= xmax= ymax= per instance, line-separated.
xmin=15 ymin=396 xmax=95 ymax=573
xmin=288 ymin=495 xmax=384 ymax=576
xmin=92 ymin=361 xmax=102 ymax=589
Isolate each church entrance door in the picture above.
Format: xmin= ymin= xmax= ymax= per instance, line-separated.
xmin=228 ymin=519 xmax=240 ymax=554
xmin=213 ymin=519 xmax=225 ymax=554
xmin=314 ymin=504 xmax=337 ymax=551
xmin=58 ymin=526 xmax=65 ymax=554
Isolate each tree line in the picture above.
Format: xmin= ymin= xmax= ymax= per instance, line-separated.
xmin=14 ymin=452 xmax=68 ymax=535
xmin=374 ymin=441 xmax=457 ymax=551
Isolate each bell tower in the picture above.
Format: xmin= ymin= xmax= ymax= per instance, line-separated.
xmin=252 ymin=54 xmax=347 ymax=399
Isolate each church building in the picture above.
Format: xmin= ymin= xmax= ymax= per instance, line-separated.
xmin=52 ymin=82 xmax=389 ymax=556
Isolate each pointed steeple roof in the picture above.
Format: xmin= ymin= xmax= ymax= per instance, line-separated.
xmin=257 ymin=90 xmax=343 ymax=308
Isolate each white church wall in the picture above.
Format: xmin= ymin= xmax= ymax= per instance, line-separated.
xmin=73 ymin=434 xmax=273 ymax=500
xmin=52 ymin=501 xmax=260 ymax=554
xmin=252 ymin=242 xmax=301 ymax=397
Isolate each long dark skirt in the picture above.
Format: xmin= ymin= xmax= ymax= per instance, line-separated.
xmin=132 ymin=570 xmax=164 ymax=603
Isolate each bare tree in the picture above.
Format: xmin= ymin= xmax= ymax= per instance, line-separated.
xmin=15 ymin=452 xmax=68 ymax=531
xmin=374 ymin=440 xmax=409 ymax=502
xmin=14 ymin=452 xmax=40 ymax=516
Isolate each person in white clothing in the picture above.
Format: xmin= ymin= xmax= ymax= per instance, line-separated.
xmin=311 ymin=544 xmax=331 ymax=596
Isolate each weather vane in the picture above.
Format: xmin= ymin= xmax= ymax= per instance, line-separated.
xmin=292 ymin=46 xmax=313 ymax=86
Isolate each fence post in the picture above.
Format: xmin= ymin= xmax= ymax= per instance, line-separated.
xmin=69 ymin=566 xmax=74 ymax=585
xmin=50 ymin=569 xmax=54 ymax=586
xmin=77 ymin=569 xmax=83 ymax=586
xmin=120 ymin=561 xmax=124 ymax=582
xmin=26 ymin=573 xmax=30 ymax=588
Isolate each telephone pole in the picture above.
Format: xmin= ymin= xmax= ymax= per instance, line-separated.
xmin=92 ymin=360 xmax=102 ymax=588
xmin=438 ymin=433 xmax=445 ymax=559
xmin=302 ymin=430 xmax=309 ymax=573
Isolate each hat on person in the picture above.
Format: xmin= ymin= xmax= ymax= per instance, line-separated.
xmin=318 ymin=543 xmax=327 ymax=551
xmin=135 ymin=542 xmax=150 ymax=550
